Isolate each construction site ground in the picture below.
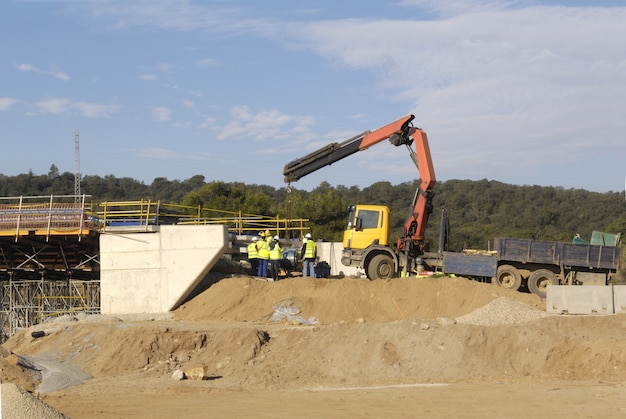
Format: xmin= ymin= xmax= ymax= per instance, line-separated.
xmin=2 ymin=275 xmax=626 ymax=418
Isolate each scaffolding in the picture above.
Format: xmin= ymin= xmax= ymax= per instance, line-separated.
xmin=0 ymin=195 xmax=310 ymax=342
xmin=0 ymin=195 xmax=100 ymax=341
xmin=0 ymin=279 xmax=100 ymax=342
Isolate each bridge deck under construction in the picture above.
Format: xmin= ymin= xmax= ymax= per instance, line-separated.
xmin=0 ymin=194 xmax=309 ymax=341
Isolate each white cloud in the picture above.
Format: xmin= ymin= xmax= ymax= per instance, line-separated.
xmin=210 ymin=106 xmax=316 ymax=144
xmin=14 ymin=63 xmax=70 ymax=81
xmin=35 ymin=97 xmax=72 ymax=114
xmin=73 ymin=102 xmax=121 ymax=118
xmin=52 ymin=69 xmax=71 ymax=81
xmin=15 ymin=63 xmax=36 ymax=72
xmin=138 ymin=74 xmax=158 ymax=81
xmin=196 ymin=58 xmax=219 ymax=68
xmin=397 ymin=0 xmax=512 ymax=17
xmin=0 ymin=98 xmax=17 ymax=111
xmin=77 ymin=1 xmax=259 ymax=34
xmin=34 ymin=97 xmax=119 ymax=117
xmin=135 ymin=147 xmax=211 ymax=160
xmin=153 ymin=106 xmax=173 ymax=122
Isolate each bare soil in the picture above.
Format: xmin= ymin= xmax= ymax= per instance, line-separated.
xmin=2 ymin=275 xmax=626 ymax=418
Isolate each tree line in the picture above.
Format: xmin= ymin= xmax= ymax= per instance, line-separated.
xmin=2 ymin=165 xmax=626 ymax=252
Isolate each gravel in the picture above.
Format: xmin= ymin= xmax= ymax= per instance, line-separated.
xmin=1 ymin=382 xmax=68 ymax=419
xmin=455 ymin=297 xmax=551 ymax=326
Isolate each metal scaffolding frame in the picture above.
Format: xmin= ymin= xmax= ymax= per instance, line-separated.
xmin=0 ymin=195 xmax=100 ymax=341
xmin=0 ymin=278 xmax=100 ymax=342
xmin=0 ymin=194 xmax=312 ymax=342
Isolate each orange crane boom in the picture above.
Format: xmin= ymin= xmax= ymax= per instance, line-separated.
xmin=283 ymin=114 xmax=436 ymax=248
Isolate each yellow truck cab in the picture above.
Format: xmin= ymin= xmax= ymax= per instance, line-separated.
xmin=343 ymin=204 xmax=390 ymax=249
xmin=342 ymin=204 xmax=399 ymax=279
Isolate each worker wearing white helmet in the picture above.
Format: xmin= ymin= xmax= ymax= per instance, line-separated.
xmin=268 ymin=235 xmax=282 ymax=282
xmin=300 ymin=233 xmax=317 ymax=278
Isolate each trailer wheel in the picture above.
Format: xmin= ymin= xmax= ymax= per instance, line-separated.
xmin=493 ymin=265 xmax=522 ymax=291
xmin=528 ymin=269 xmax=558 ymax=298
xmin=368 ymin=254 xmax=394 ymax=280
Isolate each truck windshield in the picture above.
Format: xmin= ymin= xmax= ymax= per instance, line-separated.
xmin=346 ymin=207 xmax=357 ymax=230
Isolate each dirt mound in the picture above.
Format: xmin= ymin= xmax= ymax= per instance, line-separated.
xmin=2 ymin=275 xmax=626 ymax=418
xmin=174 ymin=275 xmax=545 ymax=323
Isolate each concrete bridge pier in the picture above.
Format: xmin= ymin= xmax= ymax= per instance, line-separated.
xmin=100 ymin=225 xmax=229 ymax=314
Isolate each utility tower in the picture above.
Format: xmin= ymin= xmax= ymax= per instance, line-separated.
xmin=74 ymin=129 xmax=81 ymax=200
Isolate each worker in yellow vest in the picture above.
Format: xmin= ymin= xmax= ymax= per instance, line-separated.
xmin=268 ymin=235 xmax=282 ymax=282
xmin=256 ymin=233 xmax=270 ymax=278
xmin=247 ymin=236 xmax=259 ymax=276
xmin=300 ymin=233 xmax=317 ymax=278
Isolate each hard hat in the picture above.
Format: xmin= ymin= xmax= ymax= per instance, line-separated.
xmin=265 ymin=230 xmax=271 ymax=237
xmin=252 ymin=237 xmax=258 ymax=242
xmin=305 ymin=233 xmax=312 ymax=239
xmin=273 ymin=235 xmax=279 ymax=240
xmin=258 ymin=231 xmax=264 ymax=237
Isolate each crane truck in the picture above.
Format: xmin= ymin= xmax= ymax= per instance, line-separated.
xmin=283 ymin=114 xmax=435 ymax=279
xmin=283 ymin=115 xmax=622 ymax=298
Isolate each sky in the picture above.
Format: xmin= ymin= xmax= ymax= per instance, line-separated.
xmin=1 ymin=0 xmax=625 ymax=194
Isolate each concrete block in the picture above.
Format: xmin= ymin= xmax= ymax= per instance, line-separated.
xmin=316 ymin=242 xmax=362 ymax=278
xmin=612 ymin=285 xmax=626 ymax=314
xmin=546 ymin=285 xmax=614 ymax=315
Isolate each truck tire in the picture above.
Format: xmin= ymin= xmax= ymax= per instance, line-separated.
xmin=368 ymin=254 xmax=395 ymax=280
xmin=493 ymin=265 xmax=522 ymax=291
xmin=528 ymin=269 xmax=558 ymax=298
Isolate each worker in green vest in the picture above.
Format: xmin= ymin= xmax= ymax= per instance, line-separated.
xmin=247 ymin=236 xmax=259 ymax=276
xmin=268 ymin=235 xmax=282 ymax=281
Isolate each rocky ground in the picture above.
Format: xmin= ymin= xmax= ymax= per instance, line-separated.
xmin=2 ymin=274 xmax=626 ymax=418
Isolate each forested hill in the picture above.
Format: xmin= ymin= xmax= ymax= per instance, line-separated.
xmin=1 ymin=168 xmax=625 ymax=250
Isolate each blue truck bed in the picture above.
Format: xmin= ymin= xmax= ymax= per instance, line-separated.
xmin=441 ymin=237 xmax=620 ymax=278
xmin=496 ymin=237 xmax=620 ymax=270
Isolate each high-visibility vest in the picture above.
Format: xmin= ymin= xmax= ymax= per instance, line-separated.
xmin=257 ymin=239 xmax=270 ymax=260
xmin=304 ymin=240 xmax=317 ymax=259
xmin=269 ymin=241 xmax=282 ymax=260
xmin=247 ymin=242 xmax=258 ymax=259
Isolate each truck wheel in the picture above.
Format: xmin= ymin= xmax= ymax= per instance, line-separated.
xmin=368 ymin=254 xmax=395 ymax=280
xmin=493 ymin=265 xmax=522 ymax=291
xmin=528 ymin=269 xmax=558 ymax=298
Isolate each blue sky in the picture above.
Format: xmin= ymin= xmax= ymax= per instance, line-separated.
xmin=1 ymin=0 xmax=625 ymax=193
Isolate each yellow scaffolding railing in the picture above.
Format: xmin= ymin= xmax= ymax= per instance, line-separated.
xmin=94 ymin=200 xmax=310 ymax=238
xmin=0 ymin=196 xmax=311 ymax=240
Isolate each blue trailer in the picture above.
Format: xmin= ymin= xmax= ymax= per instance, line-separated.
xmin=437 ymin=236 xmax=621 ymax=298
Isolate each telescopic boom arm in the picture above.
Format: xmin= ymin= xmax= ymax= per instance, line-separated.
xmin=283 ymin=115 xmax=417 ymax=183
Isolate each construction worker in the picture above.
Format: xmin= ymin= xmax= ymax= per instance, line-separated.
xmin=268 ymin=235 xmax=282 ymax=282
xmin=247 ymin=237 xmax=259 ymax=276
xmin=256 ymin=232 xmax=270 ymax=278
xmin=300 ymin=232 xmax=317 ymax=278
